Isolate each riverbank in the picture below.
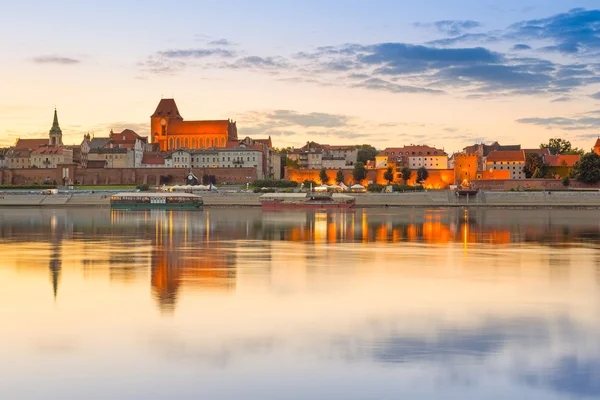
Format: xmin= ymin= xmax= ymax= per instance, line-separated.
xmin=0 ymin=191 xmax=599 ymax=208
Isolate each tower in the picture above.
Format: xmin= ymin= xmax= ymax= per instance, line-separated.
xmin=150 ymin=99 xmax=183 ymax=151
xmin=49 ymin=108 xmax=63 ymax=146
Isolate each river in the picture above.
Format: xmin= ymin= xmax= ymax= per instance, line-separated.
xmin=0 ymin=208 xmax=599 ymax=399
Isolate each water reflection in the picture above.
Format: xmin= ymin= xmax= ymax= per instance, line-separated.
xmin=0 ymin=207 xmax=599 ymax=399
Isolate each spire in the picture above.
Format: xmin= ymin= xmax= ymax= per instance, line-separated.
xmin=49 ymin=108 xmax=63 ymax=146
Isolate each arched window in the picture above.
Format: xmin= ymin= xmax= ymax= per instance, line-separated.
xmin=220 ymin=137 xmax=225 ymax=147
xmin=176 ymin=138 xmax=181 ymax=149
xmin=169 ymin=138 xmax=174 ymax=150
xmin=191 ymin=138 xmax=196 ymax=149
xmin=184 ymin=138 xmax=189 ymax=148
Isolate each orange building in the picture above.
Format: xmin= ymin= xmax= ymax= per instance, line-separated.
xmin=594 ymin=138 xmax=600 ymax=156
xmin=150 ymin=99 xmax=237 ymax=151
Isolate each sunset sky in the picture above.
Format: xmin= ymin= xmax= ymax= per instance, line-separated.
xmin=1 ymin=0 xmax=599 ymax=152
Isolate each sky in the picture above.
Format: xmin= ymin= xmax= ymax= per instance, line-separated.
xmin=1 ymin=0 xmax=599 ymax=153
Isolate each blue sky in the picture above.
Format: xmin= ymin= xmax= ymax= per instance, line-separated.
xmin=1 ymin=0 xmax=599 ymax=152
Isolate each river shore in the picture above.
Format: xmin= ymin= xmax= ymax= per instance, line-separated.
xmin=0 ymin=191 xmax=599 ymax=208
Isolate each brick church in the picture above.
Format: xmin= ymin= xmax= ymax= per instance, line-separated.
xmin=150 ymin=99 xmax=237 ymax=151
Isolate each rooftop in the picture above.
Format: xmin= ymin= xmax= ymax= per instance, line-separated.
xmin=485 ymin=150 xmax=526 ymax=162
xmin=544 ymin=154 xmax=581 ymax=167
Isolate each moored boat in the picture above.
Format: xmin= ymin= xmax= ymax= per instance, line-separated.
xmin=260 ymin=192 xmax=356 ymax=210
xmin=110 ymin=192 xmax=203 ymax=210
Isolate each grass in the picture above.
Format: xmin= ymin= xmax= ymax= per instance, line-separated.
xmin=74 ymin=185 xmax=138 ymax=190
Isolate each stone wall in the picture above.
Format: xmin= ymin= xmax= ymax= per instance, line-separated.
xmin=0 ymin=166 xmax=257 ymax=185
xmin=472 ymin=178 xmax=600 ymax=190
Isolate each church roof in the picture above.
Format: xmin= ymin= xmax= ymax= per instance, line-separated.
xmin=168 ymin=119 xmax=231 ymax=135
xmin=151 ymin=99 xmax=183 ymax=119
xmin=14 ymin=138 xmax=48 ymax=149
xmin=595 ymin=138 xmax=600 ymax=147
xmin=49 ymin=108 xmax=62 ymax=135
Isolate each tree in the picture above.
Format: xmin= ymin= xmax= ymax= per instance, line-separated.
xmin=356 ymin=144 xmax=378 ymax=164
xmin=319 ymin=167 xmax=329 ymax=185
xmin=571 ymin=152 xmax=600 ymax=184
xmin=335 ymin=169 xmax=345 ymax=184
xmin=401 ymin=167 xmax=412 ymax=185
xmin=533 ymin=168 xmax=544 ymax=178
xmin=286 ymin=158 xmax=299 ymax=169
xmin=416 ymin=167 xmax=429 ymax=184
xmin=384 ymin=166 xmax=394 ymax=184
xmin=523 ymin=153 xmax=545 ymax=178
xmin=540 ymin=138 xmax=584 ymax=155
xmin=562 ymin=176 xmax=571 ymax=187
xmin=352 ymin=161 xmax=367 ymax=183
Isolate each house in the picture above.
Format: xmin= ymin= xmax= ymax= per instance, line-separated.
xmin=379 ymin=145 xmax=448 ymax=169
xmin=544 ymin=154 xmax=581 ymax=178
xmin=31 ymin=146 xmax=73 ymax=168
xmin=141 ymin=152 xmax=173 ymax=168
xmin=484 ymin=150 xmax=526 ymax=179
xmin=6 ymin=148 xmax=32 ymax=169
xmin=464 ymin=142 xmax=521 ymax=171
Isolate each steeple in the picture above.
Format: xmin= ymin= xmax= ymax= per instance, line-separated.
xmin=49 ymin=108 xmax=63 ymax=146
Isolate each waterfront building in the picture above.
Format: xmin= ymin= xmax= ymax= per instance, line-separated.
xmin=140 ymin=152 xmax=173 ymax=168
xmin=379 ymin=145 xmax=448 ymax=169
xmin=150 ymin=99 xmax=237 ymax=151
xmin=31 ymin=146 xmax=73 ymax=168
xmin=484 ymin=150 xmax=526 ymax=179
xmin=0 ymin=148 xmax=8 ymax=169
xmin=170 ymin=148 xmax=264 ymax=178
xmin=286 ymin=142 xmax=357 ymax=171
xmin=6 ymin=148 xmax=31 ymax=169
xmin=594 ymin=138 xmax=600 ymax=156
xmin=463 ymin=142 xmax=521 ymax=171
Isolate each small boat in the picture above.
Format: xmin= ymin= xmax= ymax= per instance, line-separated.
xmin=110 ymin=192 xmax=203 ymax=210
xmin=260 ymin=192 xmax=356 ymax=210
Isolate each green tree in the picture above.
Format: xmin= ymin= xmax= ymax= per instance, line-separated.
xmin=401 ymin=167 xmax=412 ymax=185
xmin=523 ymin=153 xmax=545 ymax=178
xmin=384 ymin=166 xmax=394 ymax=184
xmin=533 ymin=168 xmax=544 ymax=178
xmin=540 ymin=138 xmax=584 ymax=155
xmin=355 ymin=145 xmax=378 ymax=164
xmin=335 ymin=169 xmax=345 ymax=184
xmin=352 ymin=161 xmax=367 ymax=183
xmin=285 ymin=158 xmax=299 ymax=169
xmin=319 ymin=167 xmax=329 ymax=185
xmin=562 ymin=176 xmax=571 ymax=187
xmin=571 ymin=152 xmax=600 ymax=184
xmin=416 ymin=167 xmax=429 ymax=184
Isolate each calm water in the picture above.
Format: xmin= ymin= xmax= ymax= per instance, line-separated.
xmin=1 ymin=207 xmax=599 ymax=399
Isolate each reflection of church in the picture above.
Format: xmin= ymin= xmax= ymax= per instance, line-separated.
xmin=148 ymin=211 xmax=237 ymax=313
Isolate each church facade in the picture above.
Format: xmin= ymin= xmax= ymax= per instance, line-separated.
xmin=150 ymin=99 xmax=237 ymax=152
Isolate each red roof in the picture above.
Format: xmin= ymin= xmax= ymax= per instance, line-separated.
xmin=142 ymin=157 xmax=166 ymax=165
xmin=326 ymin=145 xmax=355 ymax=150
xmin=524 ymin=148 xmax=550 ymax=155
xmin=379 ymin=145 xmax=446 ymax=156
xmin=31 ymin=146 xmax=68 ymax=155
xmin=595 ymin=138 xmax=600 ymax=148
xmin=14 ymin=138 xmax=48 ymax=149
xmin=109 ymin=129 xmax=147 ymax=147
xmin=151 ymin=99 xmax=182 ymax=119
xmin=544 ymin=154 xmax=580 ymax=167
xmin=168 ymin=119 xmax=230 ymax=135
xmin=486 ymin=150 xmax=525 ymax=162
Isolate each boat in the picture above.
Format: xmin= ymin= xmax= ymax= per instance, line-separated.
xmin=110 ymin=192 xmax=203 ymax=210
xmin=259 ymin=192 xmax=356 ymax=210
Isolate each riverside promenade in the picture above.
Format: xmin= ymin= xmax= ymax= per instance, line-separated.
xmin=0 ymin=191 xmax=599 ymax=208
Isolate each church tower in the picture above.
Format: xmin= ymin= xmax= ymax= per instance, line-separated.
xmin=49 ymin=108 xmax=63 ymax=146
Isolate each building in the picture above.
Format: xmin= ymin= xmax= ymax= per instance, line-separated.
xmin=87 ymin=148 xmax=129 ymax=168
xmin=0 ymin=148 xmax=8 ymax=169
xmin=463 ymin=142 xmax=521 ymax=171
xmin=227 ymin=136 xmax=281 ymax=179
xmin=287 ymin=142 xmax=356 ymax=171
xmin=170 ymin=148 xmax=264 ymax=178
xmin=378 ymin=145 xmax=448 ymax=169
xmin=150 ymin=99 xmax=237 ymax=151
xmin=141 ymin=152 xmax=173 ymax=168
xmin=6 ymin=148 xmax=31 ymax=169
xmin=484 ymin=150 xmax=526 ymax=179
xmin=544 ymin=154 xmax=581 ymax=178
xmin=594 ymin=138 xmax=600 ymax=156
xmin=31 ymin=146 xmax=73 ymax=168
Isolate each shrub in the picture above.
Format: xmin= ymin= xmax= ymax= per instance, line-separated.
xmin=252 ymin=179 xmax=298 ymax=188
xmin=367 ymin=183 xmax=385 ymax=192
xmin=136 ymin=184 xmax=150 ymax=191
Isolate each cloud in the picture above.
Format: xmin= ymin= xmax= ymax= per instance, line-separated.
xmin=507 ymin=8 xmax=600 ymax=54
xmin=551 ymin=97 xmax=571 ymax=102
xmin=158 ymin=48 xmax=236 ymax=58
xmin=227 ymin=56 xmax=289 ymax=70
xmin=415 ymin=20 xmax=481 ymax=36
xmin=592 ymin=92 xmax=600 ymax=99
xmin=511 ymin=44 xmax=532 ymax=51
xmin=267 ymin=110 xmax=350 ymax=128
xmin=516 ymin=112 xmax=600 ymax=131
xmin=32 ymin=55 xmax=80 ymax=65
xmin=207 ymin=38 xmax=235 ymax=46
xmin=352 ymin=78 xmax=444 ymax=94
xmin=427 ymin=33 xmax=497 ymax=47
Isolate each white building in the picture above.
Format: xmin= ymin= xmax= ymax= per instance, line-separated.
xmin=484 ymin=150 xmax=526 ymax=179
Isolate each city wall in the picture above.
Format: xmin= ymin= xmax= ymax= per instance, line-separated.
xmin=0 ymin=166 xmax=257 ymax=185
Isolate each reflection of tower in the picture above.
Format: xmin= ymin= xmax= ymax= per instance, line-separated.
xmin=49 ymin=215 xmax=63 ymax=300
xmin=150 ymin=249 xmax=181 ymax=314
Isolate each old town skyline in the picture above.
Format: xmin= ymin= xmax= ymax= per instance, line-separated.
xmin=1 ymin=1 xmax=600 ymax=153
